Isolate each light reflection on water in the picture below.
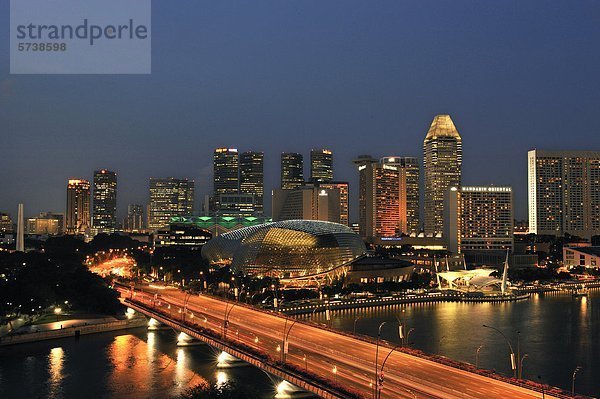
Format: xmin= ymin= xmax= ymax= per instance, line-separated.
xmin=0 ymin=328 xmax=272 ymax=399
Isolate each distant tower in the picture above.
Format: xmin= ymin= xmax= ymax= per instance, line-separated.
xmin=213 ymin=148 xmax=239 ymax=211
xmin=239 ymin=151 xmax=264 ymax=215
xmin=381 ymin=156 xmax=420 ymax=235
xmin=66 ymin=179 xmax=91 ymax=235
xmin=92 ymin=169 xmax=117 ymax=234
xmin=310 ymin=149 xmax=333 ymax=182
xmin=16 ymin=203 xmax=24 ymax=252
xmin=148 ymin=178 xmax=194 ymax=231
xmin=423 ymin=115 xmax=462 ymax=236
xmin=281 ymin=152 xmax=304 ymax=189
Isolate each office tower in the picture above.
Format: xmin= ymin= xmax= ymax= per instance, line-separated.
xmin=381 ymin=157 xmax=420 ymax=234
xmin=310 ymin=149 xmax=333 ymax=182
xmin=66 ymin=179 xmax=91 ymax=235
xmin=423 ymin=114 xmax=462 ymax=236
xmin=125 ymin=204 xmax=145 ymax=232
xmin=217 ymin=194 xmax=257 ymax=217
xmin=318 ymin=182 xmax=349 ymax=226
xmin=353 ymin=156 xmax=400 ymax=238
xmin=445 ymin=186 xmax=514 ymax=254
xmin=0 ymin=212 xmax=13 ymax=233
xmin=213 ymin=148 xmax=239 ymax=211
xmin=272 ymin=184 xmax=341 ymax=223
xmin=27 ymin=212 xmax=64 ymax=235
xmin=16 ymin=204 xmax=24 ymax=252
xmin=92 ymin=169 xmax=117 ymax=234
xmin=528 ymin=150 xmax=600 ymax=238
xmin=281 ymin=152 xmax=304 ymax=189
xmin=148 ymin=178 xmax=194 ymax=231
xmin=239 ymin=151 xmax=264 ymax=215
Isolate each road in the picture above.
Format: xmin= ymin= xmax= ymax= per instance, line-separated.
xmin=126 ymin=284 xmax=558 ymax=399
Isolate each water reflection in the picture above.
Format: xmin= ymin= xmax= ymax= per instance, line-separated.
xmin=48 ymin=347 xmax=64 ymax=399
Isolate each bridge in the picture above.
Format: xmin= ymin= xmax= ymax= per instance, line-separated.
xmin=120 ymin=284 xmax=564 ymax=399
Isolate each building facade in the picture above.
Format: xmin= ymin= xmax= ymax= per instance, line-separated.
xmin=148 ymin=178 xmax=194 ymax=231
xmin=381 ymin=156 xmax=420 ymax=235
xmin=318 ymin=181 xmax=349 ymax=226
xmin=213 ymin=148 xmax=239 ymax=211
xmin=423 ymin=115 xmax=462 ymax=236
xmin=66 ymin=179 xmax=91 ymax=235
xmin=0 ymin=212 xmax=13 ymax=233
xmin=528 ymin=150 xmax=600 ymax=238
xmin=27 ymin=212 xmax=64 ymax=235
xmin=92 ymin=169 xmax=117 ymax=234
xmin=445 ymin=186 xmax=514 ymax=253
xmin=272 ymin=184 xmax=341 ymax=223
xmin=281 ymin=152 xmax=304 ymax=189
xmin=354 ymin=156 xmax=400 ymax=239
xmin=125 ymin=204 xmax=145 ymax=232
xmin=239 ymin=151 xmax=264 ymax=215
xmin=310 ymin=149 xmax=333 ymax=182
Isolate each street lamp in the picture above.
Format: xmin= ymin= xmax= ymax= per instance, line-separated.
xmin=405 ymin=327 xmax=415 ymax=347
xmin=519 ymin=354 xmax=528 ymax=380
xmin=572 ymin=366 xmax=582 ymax=397
xmin=482 ymin=324 xmax=517 ymax=378
xmin=374 ymin=321 xmax=387 ymax=399
xmin=377 ymin=344 xmax=402 ymax=399
xmin=54 ymin=307 xmax=62 ymax=322
xmin=353 ymin=316 xmax=361 ymax=335
xmin=476 ymin=344 xmax=484 ymax=369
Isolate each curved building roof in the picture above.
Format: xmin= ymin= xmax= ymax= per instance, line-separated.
xmin=201 ymin=220 xmax=366 ymax=278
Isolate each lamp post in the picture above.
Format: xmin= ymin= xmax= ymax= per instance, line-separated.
xmin=519 ymin=354 xmax=528 ymax=380
xmin=223 ymin=301 xmax=237 ymax=339
xmin=353 ymin=317 xmax=361 ymax=335
xmin=538 ymin=375 xmax=545 ymax=399
xmin=482 ymin=324 xmax=517 ymax=378
xmin=572 ymin=366 xmax=582 ymax=397
xmin=281 ymin=318 xmax=298 ymax=362
xmin=405 ymin=328 xmax=415 ymax=347
xmin=374 ymin=321 xmax=387 ymax=399
xmin=476 ymin=344 xmax=484 ymax=369
xmin=377 ymin=344 xmax=402 ymax=399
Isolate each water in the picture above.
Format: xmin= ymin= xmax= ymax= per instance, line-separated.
xmin=312 ymin=289 xmax=600 ymax=397
xmin=1 ymin=290 xmax=598 ymax=398
xmin=0 ymin=328 xmax=275 ymax=399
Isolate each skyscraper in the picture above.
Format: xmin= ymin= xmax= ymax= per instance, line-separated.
xmin=92 ymin=169 xmax=117 ymax=234
xmin=310 ymin=149 xmax=333 ymax=182
xmin=381 ymin=157 xmax=420 ymax=235
xmin=281 ymin=152 xmax=304 ymax=189
xmin=528 ymin=150 xmax=600 ymax=238
xmin=66 ymin=179 xmax=91 ymax=235
xmin=445 ymin=186 xmax=514 ymax=253
xmin=148 ymin=178 xmax=194 ymax=231
xmin=0 ymin=212 xmax=13 ymax=233
xmin=239 ymin=151 xmax=264 ymax=215
xmin=423 ymin=115 xmax=462 ymax=236
xmin=16 ymin=203 xmax=24 ymax=252
xmin=318 ymin=181 xmax=350 ymax=226
xmin=213 ymin=148 xmax=239 ymax=211
xmin=272 ymin=185 xmax=341 ymax=223
xmin=125 ymin=204 xmax=145 ymax=232
xmin=353 ymin=156 xmax=400 ymax=238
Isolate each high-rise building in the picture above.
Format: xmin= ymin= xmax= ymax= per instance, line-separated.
xmin=310 ymin=149 xmax=333 ymax=182
xmin=16 ymin=204 xmax=24 ymax=252
xmin=381 ymin=157 xmax=420 ymax=234
xmin=423 ymin=115 xmax=462 ymax=236
xmin=239 ymin=151 xmax=264 ymax=215
xmin=353 ymin=156 xmax=400 ymax=239
xmin=0 ymin=212 xmax=13 ymax=233
xmin=66 ymin=179 xmax=91 ymax=235
xmin=125 ymin=204 xmax=145 ymax=232
xmin=528 ymin=150 xmax=600 ymax=238
xmin=272 ymin=184 xmax=341 ymax=223
xmin=445 ymin=186 xmax=514 ymax=253
xmin=318 ymin=182 xmax=349 ymax=226
xmin=27 ymin=212 xmax=64 ymax=235
xmin=148 ymin=178 xmax=194 ymax=231
xmin=281 ymin=152 xmax=304 ymax=189
xmin=213 ymin=148 xmax=239 ymax=211
xmin=92 ymin=169 xmax=117 ymax=234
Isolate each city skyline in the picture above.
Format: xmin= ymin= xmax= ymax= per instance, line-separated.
xmin=2 ymin=2 xmax=599 ymax=222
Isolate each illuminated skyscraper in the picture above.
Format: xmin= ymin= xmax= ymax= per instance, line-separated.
xmin=66 ymin=179 xmax=91 ymax=235
xmin=0 ymin=212 xmax=13 ymax=233
xmin=353 ymin=156 xmax=400 ymax=238
xmin=445 ymin=186 xmax=514 ymax=253
xmin=92 ymin=169 xmax=117 ymax=234
xmin=528 ymin=150 xmax=600 ymax=238
xmin=239 ymin=151 xmax=264 ymax=215
xmin=318 ymin=181 xmax=349 ymax=226
xmin=272 ymin=183 xmax=342 ymax=224
xmin=423 ymin=115 xmax=462 ymax=235
xmin=125 ymin=204 xmax=145 ymax=232
xmin=148 ymin=178 xmax=194 ymax=231
xmin=381 ymin=157 xmax=420 ymax=234
xmin=310 ymin=149 xmax=333 ymax=182
xmin=27 ymin=212 xmax=64 ymax=235
xmin=213 ymin=148 xmax=239 ymax=211
xmin=281 ymin=152 xmax=304 ymax=189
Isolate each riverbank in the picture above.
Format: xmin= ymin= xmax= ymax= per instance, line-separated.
xmin=0 ymin=315 xmax=148 ymax=346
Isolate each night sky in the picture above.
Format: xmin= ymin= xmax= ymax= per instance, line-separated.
xmin=1 ymin=1 xmax=600 ymax=222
